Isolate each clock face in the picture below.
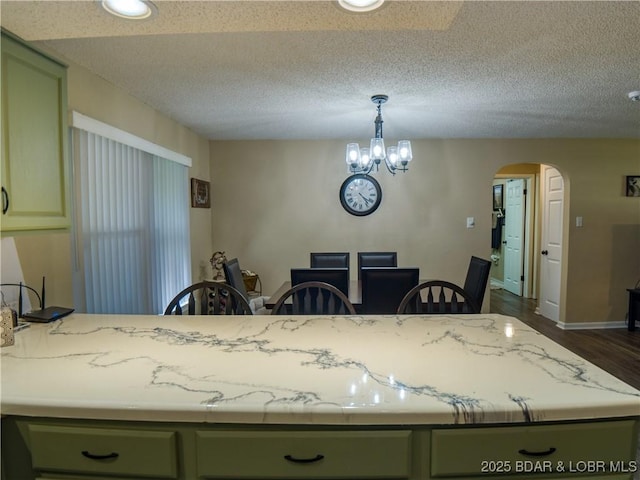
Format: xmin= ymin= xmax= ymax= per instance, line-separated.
xmin=339 ymin=174 xmax=382 ymax=216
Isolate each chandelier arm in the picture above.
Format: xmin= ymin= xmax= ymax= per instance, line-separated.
xmin=383 ymin=158 xmax=397 ymax=175
xmin=363 ymin=161 xmax=376 ymax=175
xmin=349 ymin=161 xmax=376 ymax=175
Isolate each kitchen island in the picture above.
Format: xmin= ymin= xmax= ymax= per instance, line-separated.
xmin=2 ymin=313 xmax=639 ymax=479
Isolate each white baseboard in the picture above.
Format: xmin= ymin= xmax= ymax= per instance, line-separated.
xmin=556 ymin=320 xmax=628 ymax=330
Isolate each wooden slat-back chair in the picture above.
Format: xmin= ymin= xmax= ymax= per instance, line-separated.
xmin=397 ymin=280 xmax=480 ymax=314
xmin=270 ymin=281 xmax=356 ymax=315
xmin=164 ymin=281 xmax=252 ymax=315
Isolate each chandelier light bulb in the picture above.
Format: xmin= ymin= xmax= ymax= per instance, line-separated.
xmin=360 ymin=148 xmax=371 ymax=168
xmin=346 ymin=143 xmax=361 ymax=169
xmin=370 ymin=138 xmax=386 ymax=161
xmin=398 ymin=140 xmax=413 ymax=164
xmin=387 ymin=146 xmax=399 ymax=168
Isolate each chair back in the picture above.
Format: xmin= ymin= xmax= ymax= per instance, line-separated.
xmin=357 ymin=252 xmax=397 ymax=279
xmin=291 ymin=268 xmax=349 ymax=296
xmin=463 ymin=256 xmax=491 ymax=310
xmin=271 ymin=281 xmax=357 ymax=315
xmin=310 ymin=252 xmax=350 ymax=270
xmin=398 ymin=280 xmax=480 ymax=314
xmin=361 ymin=267 xmax=418 ymax=314
xmin=223 ymin=258 xmax=250 ymax=301
xmin=164 ymin=281 xmax=252 ymax=315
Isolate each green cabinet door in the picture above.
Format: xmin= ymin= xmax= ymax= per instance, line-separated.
xmin=28 ymin=423 xmax=179 ymax=478
xmin=1 ymin=32 xmax=70 ymax=231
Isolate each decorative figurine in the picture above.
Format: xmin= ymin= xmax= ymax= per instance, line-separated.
xmin=209 ymin=251 xmax=227 ymax=281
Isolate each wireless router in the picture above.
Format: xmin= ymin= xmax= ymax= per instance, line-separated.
xmin=15 ymin=277 xmax=74 ymax=323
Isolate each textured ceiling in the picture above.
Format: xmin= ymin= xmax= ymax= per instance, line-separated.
xmin=1 ymin=1 xmax=639 ymax=140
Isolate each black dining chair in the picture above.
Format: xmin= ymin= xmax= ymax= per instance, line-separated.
xmin=291 ymin=268 xmax=349 ymax=297
xmin=310 ymin=252 xmax=350 ymax=270
xmin=223 ymin=258 xmax=269 ymax=314
xmin=360 ymin=267 xmax=419 ymax=314
xmin=462 ymin=256 xmax=492 ymax=310
xmin=270 ymin=281 xmax=356 ymax=315
xmin=164 ymin=281 xmax=252 ymax=315
xmin=397 ymin=280 xmax=480 ymax=314
xmin=357 ymin=252 xmax=397 ymax=280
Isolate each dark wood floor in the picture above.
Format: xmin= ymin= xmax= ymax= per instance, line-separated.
xmin=490 ymin=288 xmax=640 ymax=390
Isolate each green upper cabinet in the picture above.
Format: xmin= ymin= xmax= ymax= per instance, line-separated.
xmin=1 ymin=32 xmax=70 ymax=232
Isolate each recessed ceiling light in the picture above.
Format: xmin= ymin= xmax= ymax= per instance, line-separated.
xmin=337 ymin=0 xmax=385 ymax=13
xmin=101 ymin=0 xmax=157 ymax=20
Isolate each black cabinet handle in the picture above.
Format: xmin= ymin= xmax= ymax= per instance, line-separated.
xmin=518 ymin=447 xmax=556 ymax=457
xmin=541 ymin=250 xmax=549 ymax=255
xmin=2 ymin=187 xmax=8 ymax=215
xmin=81 ymin=450 xmax=119 ymax=460
xmin=284 ymin=454 xmax=325 ymax=464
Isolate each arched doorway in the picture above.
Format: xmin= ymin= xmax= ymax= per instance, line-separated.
xmin=490 ymin=163 xmax=566 ymax=323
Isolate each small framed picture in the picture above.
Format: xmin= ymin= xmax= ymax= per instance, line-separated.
xmin=492 ymin=184 xmax=503 ymax=210
xmin=191 ymin=178 xmax=211 ymax=208
xmin=626 ymin=176 xmax=640 ymax=197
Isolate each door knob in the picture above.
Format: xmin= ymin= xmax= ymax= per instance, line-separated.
xmin=541 ymin=250 xmax=549 ymax=255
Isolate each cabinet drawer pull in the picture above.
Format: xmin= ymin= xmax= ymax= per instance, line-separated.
xmin=518 ymin=447 xmax=557 ymax=457
xmin=284 ymin=454 xmax=325 ymax=464
xmin=2 ymin=187 xmax=8 ymax=215
xmin=81 ymin=450 xmax=119 ymax=460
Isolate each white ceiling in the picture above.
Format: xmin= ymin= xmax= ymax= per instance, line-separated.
xmin=2 ymin=0 xmax=639 ymax=140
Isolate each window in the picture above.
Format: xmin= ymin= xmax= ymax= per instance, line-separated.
xmin=72 ymin=115 xmax=191 ymax=314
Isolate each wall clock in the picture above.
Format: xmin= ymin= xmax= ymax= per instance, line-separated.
xmin=339 ymin=174 xmax=382 ymax=216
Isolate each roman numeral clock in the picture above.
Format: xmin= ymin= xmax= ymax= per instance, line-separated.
xmin=339 ymin=174 xmax=382 ymax=216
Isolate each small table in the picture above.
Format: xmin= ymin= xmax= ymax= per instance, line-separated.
xmin=627 ymin=288 xmax=640 ymax=331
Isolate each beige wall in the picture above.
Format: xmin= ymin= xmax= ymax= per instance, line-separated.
xmin=211 ymin=139 xmax=640 ymax=325
xmin=10 ymin=54 xmax=212 ymax=309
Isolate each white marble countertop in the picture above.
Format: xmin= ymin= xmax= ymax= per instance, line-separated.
xmin=1 ymin=313 xmax=638 ymax=425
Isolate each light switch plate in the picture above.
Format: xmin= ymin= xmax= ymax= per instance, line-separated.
xmin=466 ymin=217 xmax=475 ymax=228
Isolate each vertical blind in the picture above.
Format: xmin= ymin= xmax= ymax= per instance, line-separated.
xmin=74 ymin=129 xmax=191 ymax=314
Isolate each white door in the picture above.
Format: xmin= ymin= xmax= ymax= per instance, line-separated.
xmin=539 ymin=166 xmax=564 ymax=322
xmin=503 ymin=179 xmax=525 ymax=296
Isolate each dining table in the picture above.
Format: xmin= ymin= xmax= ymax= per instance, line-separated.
xmin=265 ymin=280 xmax=364 ymax=309
xmin=265 ymin=279 xmax=432 ymax=312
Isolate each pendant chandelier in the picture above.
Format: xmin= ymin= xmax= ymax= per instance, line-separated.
xmin=345 ymin=95 xmax=413 ymax=175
